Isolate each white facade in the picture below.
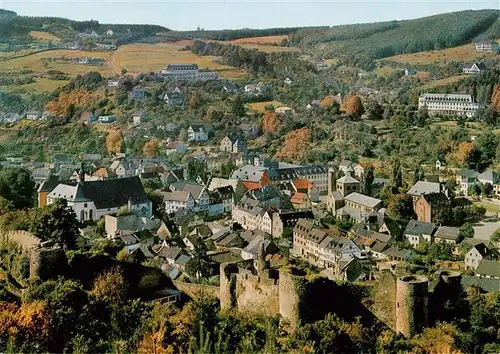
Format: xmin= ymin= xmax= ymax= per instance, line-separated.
xmin=418 ymin=94 xmax=480 ymax=118
xmin=188 ymin=126 xmax=208 ymax=142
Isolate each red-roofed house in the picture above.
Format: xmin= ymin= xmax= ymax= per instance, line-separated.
xmin=291 ymin=192 xmax=311 ymax=209
xmin=291 ymin=179 xmax=319 ymax=202
xmin=242 ymin=181 xmax=263 ymax=191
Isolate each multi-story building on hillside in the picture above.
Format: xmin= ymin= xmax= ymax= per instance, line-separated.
xmin=418 ymin=94 xmax=480 ymax=118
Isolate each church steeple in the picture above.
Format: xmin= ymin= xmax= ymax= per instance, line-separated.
xmin=78 ymin=161 xmax=85 ymax=183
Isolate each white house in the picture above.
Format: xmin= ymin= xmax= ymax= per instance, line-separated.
xmin=275 ymin=106 xmax=293 ymax=115
xmin=162 ymin=191 xmax=195 ymax=214
xmin=170 ymin=181 xmax=210 ymax=212
xmin=284 ymin=77 xmax=293 ymax=86
xmin=132 ymin=112 xmax=146 ymax=125
xmin=462 ymin=62 xmax=487 ymax=75
xmin=98 ymin=115 xmax=116 ymax=124
xmin=475 ymin=40 xmax=498 ymax=52
xmin=47 ymin=176 xmax=152 ymax=222
xmin=418 ymin=93 xmax=480 ymax=118
xmin=404 ymin=220 xmax=437 ymax=248
xmin=465 ymin=243 xmax=490 ymax=270
xmin=187 ymin=125 xmax=208 ymax=142
xmin=26 ymin=111 xmax=41 ymax=120
xmin=106 ymin=29 xmax=114 ymax=36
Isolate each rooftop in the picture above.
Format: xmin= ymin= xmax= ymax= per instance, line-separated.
xmin=344 ymin=192 xmax=381 ymax=208
xmin=404 ymin=220 xmax=437 ymax=236
xmin=407 ymin=181 xmax=441 ymax=196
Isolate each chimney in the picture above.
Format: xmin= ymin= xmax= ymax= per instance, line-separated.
xmin=128 ymin=198 xmax=132 ymax=213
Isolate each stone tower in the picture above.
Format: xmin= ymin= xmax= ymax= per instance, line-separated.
xmin=396 ymin=275 xmax=429 ymax=337
xmin=327 ymin=168 xmax=336 ymax=196
xmin=256 ymin=243 xmax=269 ymax=277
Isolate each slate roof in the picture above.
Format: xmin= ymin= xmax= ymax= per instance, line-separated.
xmin=162 ymin=191 xmax=191 ymax=202
xmin=38 ymin=175 xmax=66 ymax=193
xmin=382 ymin=246 xmax=415 ymax=260
xmin=157 ymin=246 xmax=183 ymax=261
xmin=475 ymin=260 xmax=500 ymax=278
xmin=435 ymin=226 xmax=460 ymax=241
xmin=404 ymin=220 xmax=437 ymax=236
xmin=461 ymin=274 xmax=500 ymax=292
xmin=370 ymin=241 xmax=389 ymax=253
xmin=337 ymin=174 xmax=360 ymax=184
xmin=407 ymin=181 xmax=441 ymax=196
xmin=472 ymin=243 xmax=490 ymax=257
xmin=78 ymin=176 xmax=150 ymax=209
xmin=423 ymin=193 xmax=450 ymax=205
xmin=344 ymin=192 xmax=381 ymax=209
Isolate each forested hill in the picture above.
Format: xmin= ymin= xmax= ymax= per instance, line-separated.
xmin=290 ymin=10 xmax=500 ymax=69
xmin=0 ymin=10 xmax=169 ymax=42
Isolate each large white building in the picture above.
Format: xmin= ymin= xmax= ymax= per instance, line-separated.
xmin=418 ymin=94 xmax=480 ymax=118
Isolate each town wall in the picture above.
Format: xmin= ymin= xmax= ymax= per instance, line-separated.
xmin=173 ymin=281 xmax=219 ymax=300
xmin=235 ymin=273 xmax=280 ymax=315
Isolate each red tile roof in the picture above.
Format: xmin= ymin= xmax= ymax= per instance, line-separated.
xmin=242 ymin=181 xmax=262 ymax=191
xmin=292 ymin=178 xmax=312 ymax=190
xmin=291 ymin=192 xmax=308 ymax=204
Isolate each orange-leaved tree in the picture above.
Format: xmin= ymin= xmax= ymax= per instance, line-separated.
xmin=143 ymin=139 xmax=160 ymax=157
xmin=343 ymin=95 xmax=364 ymax=118
xmin=262 ymin=110 xmax=278 ymax=135
xmin=106 ymin=130 xmax=122 ymax=154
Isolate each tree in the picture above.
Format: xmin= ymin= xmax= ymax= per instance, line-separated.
xmin=185 ymin=241 xmax=212 ymax=279
xmin=469 ymin=184 xmax=481 ymax=197
xmin=0 ymin=167 xmax=35 ymax=209
xmin=343 ymin=95 xmax=364 ymax=118
xmin=262 ymin=111 xmax=278 ymax=135
xmin=365 ymin=100 xmax=383 ymax=120
xmin=90 ymin=267 xmax=128 ymax=304
xmin=457 ymin=142 xmax=481 ymax=170
xmin=412 ymin=165 xmax=425 ymax=185
xmin=143 ymin=140 xmax=159 ymax=157
xmin=362 ymin=165 xmax=374 ymax=196
xmin=491 ymin=228 xmax=500 ymax=243
xmin=231 ymin=95 xmax=245 ymax=117
xmin=459 ymin=223 xmax=474 ymax=239
xmin=30 ymin=199 xmax=80 ymax=250
xmin=415 ymin=107 xmax=429 ymax=127
xmin=178 ymin=128 xmax=188 ymax=142
xmin=146 ymin=189 xmax=166 ymax=220
xmin=121 ymin=68 xmax=128 ymax=75
xmin=391 ymin=159 xmax=403 ymax=192
xmin=106 ymin=130 xmax=123 ymax=155
xmin=387 ymin=194 xmax=414 ymax=221
xmin=481 ymin=182 xmax=493 ymax=197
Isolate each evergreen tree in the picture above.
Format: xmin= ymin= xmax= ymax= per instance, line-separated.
xmin=363 ymin=165 xmax=374 ymax=196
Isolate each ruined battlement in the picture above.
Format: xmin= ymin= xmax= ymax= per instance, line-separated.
xmin=236 ymin=272 xmax=279 ymax=286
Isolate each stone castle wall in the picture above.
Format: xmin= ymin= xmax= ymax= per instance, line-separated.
xmin=234 ymin=273 xmax=280 ymax=315
xmin=173 ymin=281 xmax=219 ymax=300
xmin=396 ymin=275 xmax=429 ymax=337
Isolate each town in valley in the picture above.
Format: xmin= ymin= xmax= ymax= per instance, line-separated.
xmin=0 ymin=5 xmax=500 ymax=353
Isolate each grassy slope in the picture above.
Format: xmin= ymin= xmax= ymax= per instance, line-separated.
xmin=29 ymin=30 xmax=60 ymax=42
xmin=111 ymin=42 xmax=246 ymax=78
xmin=382 ymin=40 xmax=500 ymax=66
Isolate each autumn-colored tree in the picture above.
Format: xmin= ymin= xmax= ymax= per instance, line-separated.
xmin=189 ymin=92 xmax=200 ymax=108
xmin=143 ymin=139 xmax=159 ymax=157
xmin=456 ymin=142 xmax=481 ymax=169
xmin=106 ymin=130 xmax=122 ymax=154
xmin=262 ymin=111 xmax=278 ymax=135
xmin=411 ymin=323 xmax=460 ymax=354
xmin=45 ymin=90 xmax=94 ymax=117
xmin=320 ymin=95 xmax=335 ymax=108
xmin=343 ymin=95 xmax=365 ymax=118
xmin=90 ymin=267 xmax=128 ymax=304
xmin=0 ymin=301 xmax=50 ymax=348
xmin=275 ymin=128 xmax=310 ymax=160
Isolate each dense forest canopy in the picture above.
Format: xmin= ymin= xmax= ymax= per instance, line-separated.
xmin=160 ymin=27 xmax=300 ymax=41
xmin=292 ymin=10 xmax=499 ymax=69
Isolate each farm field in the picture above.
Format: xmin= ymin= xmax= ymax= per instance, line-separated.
xmin=421 ymin=74 xmax=467 ymax=89
xmin=0 ymin=49 xmax=114 ymax=77
xmin=30 ymin=30 xmax=60 ymax=42
xmin=376 ymin=66 xmax=396 ymax=76
xmin=382 ymin=41 xmax=499 ymax=65
xmin=231 ymin=35 xmax=288 ymax=44
xmin=248 ymin=100 xmax=284 ymax=112
xmin=1 ymin=77 xmax=71 ymax=93
xmin=112 ymin=42 xmax=246 ymax=78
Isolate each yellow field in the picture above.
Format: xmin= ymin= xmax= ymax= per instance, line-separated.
xmin=235 ymin=43 xmax=300 ymax=53
xmin=384 ymin=41 xmax=499 ymax=65
xmin=231 ymin=35 xmax=288 ymax=44
xmin=249 ymin=100 xmax=284 ymax=112
xmin=376 ymin=66 xmax=396 ymax=76
xmin=1 ymin=78 xmax=71 ymax=93
xmin=324 ymin=58 xmax=339 ymax=66
xmin=30 ymin=30 xmax=60 ymax=42
xmin=421 ymin=75 xmax=467 ymax=89
xmin=111 ymin=43 xmax=246 ymax=78
xmin=0 ymin=49 xmax=114 ymax=77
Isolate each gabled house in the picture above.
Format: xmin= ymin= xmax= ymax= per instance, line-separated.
xmin=109 ymin=159 xmax=137 ymax=178
xmin=164 ymin=90 xmax=186 ymax=106
xmin=434 ymin=226 xmax=462 ymax=245
xmin=47 ymin=176 xmax=152 ymax=222
xmin=462 ymin=62 xmax=487 ymax=75
xmin=465 ymin=243 xmax=491 ymax=270
xmin=107 ymin=79 xmax=120 ymax=88
xmin=456 ymin=169 xmax=479 ymax=196
xmin=404 ymin=220 xmax=437 ymax=248
xmin=26 ymin=111 xmax=41 ymax=120
xmin=132 ymin=112 xmax=146 ymax=125
xmin=161 ymin=191 xmax=195 ymax=214
xmin=475 ymin=40 xmax=499 ymax=52
xmin=475 ymin=260 xmax=500 ymax=279
xmin=187 ymin=125 xmax=208 ymax=142
xmin=97 ymin=115 xmax=116 ymax=124
xmin=131 ymin=87 xmax=146 ymax=99
xmin=336 ymin=172 xmax=362 ymax=197
xmin=165 ymin=142 xmax=188 ymax=155
xmin=284 ymin=77 xmax=293 ymax=86
xmin=220 ymin=135 xmax=247 ymax=153
xmin=405 ymin=68 xmax=417 ymax=76
xmin=169 ymin=181 xmax=210 ymax=212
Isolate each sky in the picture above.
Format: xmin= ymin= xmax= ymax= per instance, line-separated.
xmin=2 ymin=0 xmax=498 ymax=30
